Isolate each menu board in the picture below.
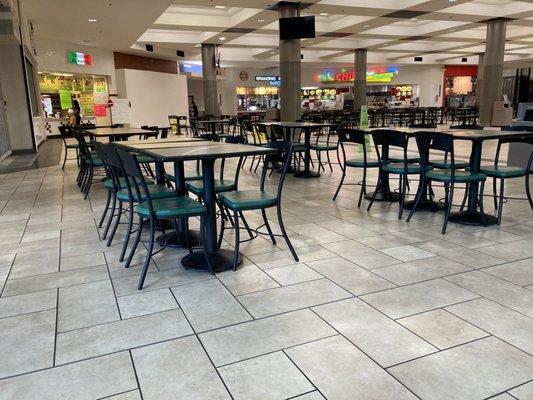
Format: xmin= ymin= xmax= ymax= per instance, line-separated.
xmin=94 ymin=77 xmax=107 ymax=93
xmin=79 ymin=92 xmax=95 ymax=116
xmin=73 ymin=78 xmax=84 ymax=91
xmin=59 ymin=89 xmax=73 ymax=110
xmin=84 ymin=77 xmax=94 ymax=91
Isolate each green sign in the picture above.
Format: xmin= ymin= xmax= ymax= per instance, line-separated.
xmin=59 ymin=89 xmax=72 ymax=110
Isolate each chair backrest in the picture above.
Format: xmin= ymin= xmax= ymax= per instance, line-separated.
xmin=92 ymin=141 xmax=114 ymax=183
xmin=116 ymin=148 xmax=153 ymax=212
xmin=160 ymin=128 xmax=169 ymax=139
xmin=337 ymin=127 xmax=369 ymax=167
xmin=72 ymin=130 xmax=91 ymax=159
xmin=415 ymin=131 xmax=456 ymax=171
xmin=371 ymin=129 xmax=409 ymax=164
xmin=259 ymin=141 xmax=294 ymax=201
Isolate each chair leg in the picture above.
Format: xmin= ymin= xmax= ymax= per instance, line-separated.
xmin=497 ymin=179 xmax=505 ymax=225
xmin=326 ymin=150 xmax=333 ymax=172
xmin=83 ymin=167 xmax=93 ymax=199
xmin=218 ymin=201 xmax=226 ymax=249
xmin=398 ymin=174 xmax=408 ymax=220
xmin=200 ymin=216 xmax=214 ymax=274
xmin=358 ymin=167 xmax=367 ymax=208
xmin=75 ymin=148 xmax=80 ymax=167
xmin=407 ymin=174 xmax=425 ymax=222
xmin=249 ymin=155 xmax=256 ymax=171
xmin=333 ymin=170 xmax=346 ymax=201
xmin=239 ymin=211 xmax=254 ymax=239
xmin=125 ymin=216 xmax=144 ymax=268
xmin=62 ymin=145 xmax=68 ymax=170
xmin=442 ymin=183 xmax=454 ymax=234
xmin=107 ymin=201 xmax=123 ymax=247
xmin=261 ymin=209 xmax=276 ymax=245
xmin=277 ymin=204 xmax=298 ymax=262
xmin=119 ymin=203 xmax=135 ymax=262
xmin=102 ymin=192 xmax=116 ymax=240
xmin=138 ymin=217 xmax=155 ymax=290
xmin=479 ymin=181 xmax=487 ymax=227
xmin=367 ymin=173 xmax=382 ymax=212
xmin=492 ymin=177 xmax=498 ymax=210
xmin=232 ymin=211 xmax=240 ymax=271
xmin=98 ymin=190 xmax=111 ymax=228
xmin=460 ymin=183 xmax=469 ymax=211
xmin=526 ymin=171 xmax=533 ymax=210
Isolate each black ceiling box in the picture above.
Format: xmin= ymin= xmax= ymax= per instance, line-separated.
xmin=145 ymin=44 xmax=154 ymax=52
xmin=414 ymin=56 xmax=423 ymax=62
xmin=462 ymin=57 xmax=468 ymax=62
xmin=279 ymin=16 xmax=315 ymax=40
xmin=176 ymin=50 xmax=185 ymax=57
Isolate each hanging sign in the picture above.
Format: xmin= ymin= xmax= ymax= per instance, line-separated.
xmin=255 ymin=76 xmax=281 ymax=86
xmin=68 ymin=51 xmax=92 ymax=66
xmin=59 ymin=89 xmax=72 ymax=110
xmin=319 ymin=66 xmax=399 ymax=84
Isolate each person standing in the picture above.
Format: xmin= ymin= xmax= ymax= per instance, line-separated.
xmin=72 ymin=99 xmax=81 ymax=125
xmin=191 ymin=100 xmax=199 ymax=118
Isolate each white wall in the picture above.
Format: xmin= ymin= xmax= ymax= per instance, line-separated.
xmin=35 ymin=39 xmax=117 ymax=93
xmin=186 ymin=76 xmax=237 ymax=115
xmin=116 ymin=69 xmax=188 ymax=128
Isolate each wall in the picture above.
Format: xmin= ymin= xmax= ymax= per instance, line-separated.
xmin=115 ymin=69 xmax=188 ymax=127
xmin=186 ymin=76 xmax=237 ymax=115
xmin=0 ymin=44 xmax=35 ymax=151
xmin=35 ymin=39 xmax=117 ymax=93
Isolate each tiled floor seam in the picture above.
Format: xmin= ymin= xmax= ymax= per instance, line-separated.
xmin=307 ymin=307 xmax=423 ymax=400
xmin=281 ymin=349 xmax=322 ymax=398
xmin=127 ymin=350 xmax=144 ymax=400
xmin=52 ymin=287 xmax=60 ymax=366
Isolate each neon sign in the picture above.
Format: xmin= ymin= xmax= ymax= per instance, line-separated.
xmin=68 ymin=52 xmax=92 ymax=66
xmin=318 ymin=66 xmax=398 ymax=84
xmin=255 ymin=76 xmax=281 ymax=86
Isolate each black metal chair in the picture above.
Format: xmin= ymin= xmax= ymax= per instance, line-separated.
xmin=310 ymin=124 xmax=339 ymax=172
xmin=58 ymin=125 xmax=79 ymax=170
xmin=407 ymin=132 xmax=487 ymax=234
xmin=72 ymin=129 xmax=105 ymax=199
xmin=333 ymin=127 xmax=383 ymax=207
xmin=116 ymin=148 xmax=211 ymax=289
xmin=218 ymin=141 xmax=298 ymax=270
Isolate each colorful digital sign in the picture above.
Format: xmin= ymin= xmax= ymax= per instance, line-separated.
xmin=68 ymin=52 xmax=92 ymax=66
xmin=255 ymin=76 xmax=281 ymax=87
xmin=318 ymin=66 xmax=399 ymax=84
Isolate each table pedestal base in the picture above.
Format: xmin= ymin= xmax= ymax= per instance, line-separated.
xmin=181 ymin=249 xmax=243 ymax=273
xmin=365 ymin=191 xmax=401 ymax=201
xmin=449 ymin=211 xmax=498 ymax=226
xmin=294 ymin=171 xmax=320 ymax=178
xmin=403 ymin=200 xmax=445 ymax=212
xmin=156 ymin=231 xmax=200 ymax=248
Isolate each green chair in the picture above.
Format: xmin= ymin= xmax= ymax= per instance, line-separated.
xmin=310 ymin=124 xmax=339 ymax=172
xmin=407 ymin=132 xmax=487 ymax=234
xmin=72 ymin=130 xmax=105 ymax=199
xmin=333 ymin=127 xmax=385 ymax=207
xmin=479 ymin=136 xmax=533 ymax=224
xmin=58 ymin=125 xmax=79 ymax=170
xmin=368 ymin=130 xmax=426 ymax=219
xmin=218 ymin=141 xmax=298 ymax=270
xmin=116 ymin=148 xmax=211 ymax=289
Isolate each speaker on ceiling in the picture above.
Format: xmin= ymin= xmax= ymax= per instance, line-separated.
xmin=176 ymin=50 xmax=185 ymax=58
xmin=461 ymin=57 xmax=468 ymax=62
xmin=414 ymin=56 xmax=423 ymax=62
xmin=145 ymin=44 xmax=154 ymax=52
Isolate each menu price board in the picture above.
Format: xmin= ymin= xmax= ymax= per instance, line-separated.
xmin=59 ymin=90 xmax=72 ymax=110
xmin=79 ymin=92 xmax=95 ymax=116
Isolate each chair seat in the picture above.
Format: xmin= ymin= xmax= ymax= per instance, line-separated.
xmin=82 ymin=155 xmax=103 ymax=167
xmin=430 ymin=159 xmax=469 ymax=169
xmin=389 ymin=156 xmax=420 ymax=163
xmin=346 ymin=158 xmax=382 ymax=168
xmin=104 ymin=177 xmax=155 ymax=191
xmin=117 ymin=184 xmax=176 ymax=202
xmin=165 ymin=172 xmax=203 ymax=182
xmin=293 ymin=144 xmax=306 ymax=152
xmin=137 ymin=196 xmax=206 ymax=219
xmin=426 ymin=170 xmax=486 ymax=183
xmin=186 ymin=179 xmax=236 ymax=195
xmin=219 ymin=190 xmax=277 ymax=211
xmin=310 ymin=144 xmax=337 ymax=151
xmin=136 ymin=155 xmax=155 ymax=164
xmin=479 ymin=165 xmax=525 ymax=178
xmin=382 ymin=162 xmax=427 ymax=174
xmin=65 ymin=143 xmax=79 ymax=149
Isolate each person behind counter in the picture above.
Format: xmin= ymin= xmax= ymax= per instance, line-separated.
xmin=73 ymin=99 xmax=82 ymax=125
xmin=190 ymin=100 xmax=199 ymax=118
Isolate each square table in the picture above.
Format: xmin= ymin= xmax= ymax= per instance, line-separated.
xmin=86 ymin=127 xmax=156 ymax=142
xmin=258 ymin=122 xmax=338 ymax=178
xmin=117 ymin=140 xmax=277 ymax=272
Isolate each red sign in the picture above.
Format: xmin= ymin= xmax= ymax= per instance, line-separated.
xmin=106 ymin=99 xmax=114 ymax=107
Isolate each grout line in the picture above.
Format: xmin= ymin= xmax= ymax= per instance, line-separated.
xmin=128 ymin=350 xmax=145 ymax=400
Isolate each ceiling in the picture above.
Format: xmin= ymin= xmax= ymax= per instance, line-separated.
xmin=23 ymin=0 xmax=533 ymax=68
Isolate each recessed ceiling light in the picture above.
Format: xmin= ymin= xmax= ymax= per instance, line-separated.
xmin=258 ymin=19 xmax=265 ymax=22
xmin=215 ymin=5 xmax=226 ymax=8
xmin=88 ymin=18 xmax=98 ymax=22
xmin=194 ymin=44 xmax=201 ymax=48
xmin=363 ymin=24 xmax=370 ymax=28
xmin=320 ymin=12 xmax=328 ymax=16
xmin=449 ymin=28 xmax=456 ymax=32
xmin=219 ymin=37 xmax=226 ymax=41
xmin=448 ymin=0 xmax=458 ymax=2
xmin=410 ymin=18 xmax=418 ymax=21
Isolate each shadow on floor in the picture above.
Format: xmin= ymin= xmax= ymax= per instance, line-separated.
xmin=0 ymin=139 xmax=62 ymax=175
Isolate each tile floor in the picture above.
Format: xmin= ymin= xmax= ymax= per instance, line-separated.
xmin=0 ymin=139 xmax=532 ymax=399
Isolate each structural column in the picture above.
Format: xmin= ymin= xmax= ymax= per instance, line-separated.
xmin=201 ymin=43 xmax=220 ymax=117
xmin=279 ymin=2 xmax=301 ymax=122
xmin=479 ymin=18 xmax=507 ymax=125
xmin=354 ymin=49 xmax=367 ymax=112
xmin=475 ymin=53 xmax=485 ymax=108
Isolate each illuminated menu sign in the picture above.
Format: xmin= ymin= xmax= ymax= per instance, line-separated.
xmin=319 ymin=66 xmax=398 ymax=84
xmin=68 ymin=52 xmax=92 ymax=66
xmin=255 ymin=76 xmax=281 ymax=86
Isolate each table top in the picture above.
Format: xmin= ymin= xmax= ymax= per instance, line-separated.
xmin=117 ymin=142 xmax=277 ymax=162
xmin=119 ymin=138 xmax=204 ymax=147
xmin=258 ymin=121 xmax=337 ymax=128
xmin=367 ymin=128 xmax=533 ymax=141
xmin=86 ymin=127 xmax=154 ymax=137
xmin=196 ymin=119 xmax=232 ymax=124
